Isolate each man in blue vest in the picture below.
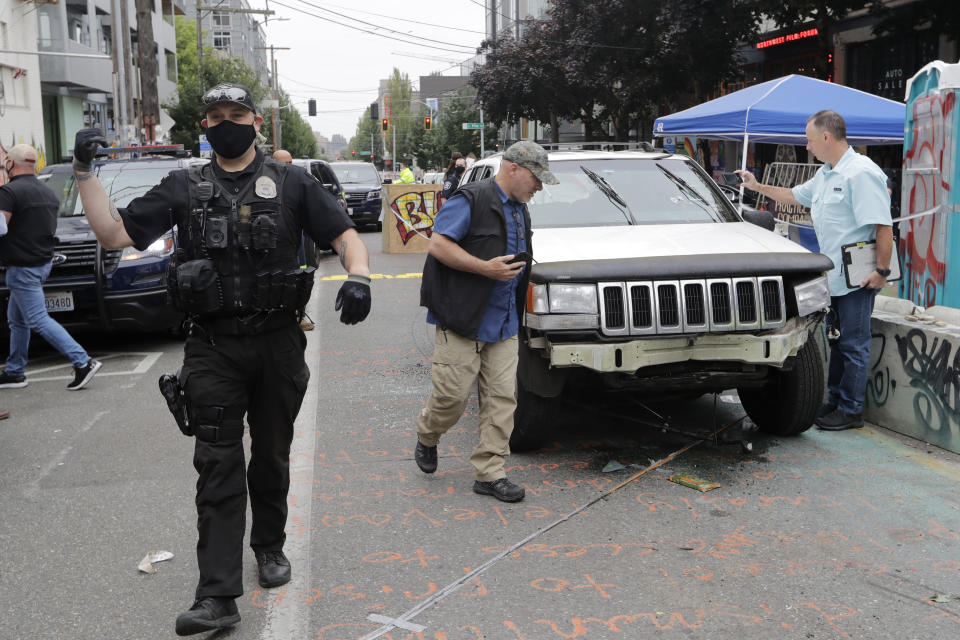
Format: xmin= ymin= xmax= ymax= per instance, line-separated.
xmin=416 ymin=141 xmax=557 ymax=502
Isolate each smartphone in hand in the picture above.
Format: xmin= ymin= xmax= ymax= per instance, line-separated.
xmin=511 ymin=251 xmax=532 ymax=264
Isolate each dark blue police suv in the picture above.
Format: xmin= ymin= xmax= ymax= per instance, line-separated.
xmin=329 ymin=162 xmax=383 ymax=230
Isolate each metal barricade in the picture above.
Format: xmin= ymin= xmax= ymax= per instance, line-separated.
xmin=757 ymin=162 xmax=820 ymax=252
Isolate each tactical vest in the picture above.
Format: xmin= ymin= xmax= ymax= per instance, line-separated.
xmin=168 ymin=159 xmax=314 ymax=317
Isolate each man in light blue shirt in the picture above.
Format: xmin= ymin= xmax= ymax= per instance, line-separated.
xmin=737 ymin=110 xmax=893 ymax=431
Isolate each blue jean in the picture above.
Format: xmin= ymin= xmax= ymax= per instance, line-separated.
xmin=826 ymin=286 xmax=878 ymax=415
xmin=5 ymin=263 xmax=89 ymax=376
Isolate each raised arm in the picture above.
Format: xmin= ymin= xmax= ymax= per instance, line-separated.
xmin=735 ymin=170 xmax=801 ymax=207
xmin=72 ymin=129 xmax=135 ymax=249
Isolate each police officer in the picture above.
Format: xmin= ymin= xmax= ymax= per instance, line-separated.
xmin=71 ymin=83 xmax=372 ymax=635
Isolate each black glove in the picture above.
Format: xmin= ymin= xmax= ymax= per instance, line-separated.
xmin=73 ymin=128 xmax=107 ymax=173
xmin=335 ymin=276 xmax=371 ymax=324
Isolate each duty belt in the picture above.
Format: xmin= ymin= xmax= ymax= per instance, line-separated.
xmin=193 ymin=310 xmax=297 ymax=337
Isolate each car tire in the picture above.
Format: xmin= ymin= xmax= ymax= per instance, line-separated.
xmin=375 ymin=221 xmax=383 ymax=232
xmin=510 ymin=378 xmax=554 ymax=452
xmin=737 ymin=337 xmax=822 ymax=437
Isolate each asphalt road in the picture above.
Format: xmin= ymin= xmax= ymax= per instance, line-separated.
xmin=2 ymin=230 xmax=960 ymax=639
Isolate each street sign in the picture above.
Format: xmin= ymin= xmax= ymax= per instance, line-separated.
xmin=462 ymin=122 xmax=484 ymax=130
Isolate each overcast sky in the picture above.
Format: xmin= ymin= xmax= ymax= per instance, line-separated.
xmin=261 ymin=0 xmax=488 ymax=142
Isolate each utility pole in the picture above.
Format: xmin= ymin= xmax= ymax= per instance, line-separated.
xmin=110 ymin=0 xmax=128 ymax=146
xmin=256 ymin=44 xmax=290 ymax=151
xmin=480 ymin=104 xmax=485 ymax=157
xmin=197 ymin=5 xmax=275 ymax=95
xmin=120 ymin=0 xmax=135 ymax=143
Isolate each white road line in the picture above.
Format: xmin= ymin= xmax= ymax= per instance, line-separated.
xmin=261 ymin=295 xmax=321 ymax=639
xmin=25 ymin=352 xmax=163 ymax=382
xmin=24 ymin=410 xmax=108 ymax=500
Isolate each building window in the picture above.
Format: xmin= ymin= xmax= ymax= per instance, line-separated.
xmin=83 ymin=102 xmax=105 ymax=130
xmin=66 ymin=2 xmax=91 ymax=46
xmin=165 ymin=49 xmax=177 ymax=82
xmin=212 ymin=11 xmax=231 ymax=28
xmin=213 ymin=31 xmax=231 ymax=50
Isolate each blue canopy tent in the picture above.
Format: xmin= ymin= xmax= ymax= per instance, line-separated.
xmin=652 ymin=74 xmax=906 ymax=174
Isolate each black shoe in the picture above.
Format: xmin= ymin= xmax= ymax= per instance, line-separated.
xmin=175 ymin=597 xmax=240 ymax=636
xmin=817 ymin=403 xmax=837 ymax=419
xmin=67 ymin=359 xmax=101 ymax=390
xmin=255 ymin=550 xmax=291 ymax=588
xmin=816 ymin=409 xmax=864 ymax=431
xmin=415 ymin=440 xmax=438 ymax=474
xmin=0 ymin=371 xmax=27 ymax=389
xmin=473 ymin=478 xmax=525 ymax=502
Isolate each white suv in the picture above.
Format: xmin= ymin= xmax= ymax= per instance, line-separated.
xmin=458 ymin=150 xmax=833 ymax=450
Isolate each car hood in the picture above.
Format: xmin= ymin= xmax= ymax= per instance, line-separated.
xmin=529 ymin=222 xmax=833 ymax=282
xmin=55 ymin=216 xmax=95 ymax=243
xmin=342 ymin=184 xmax=380 ymax=193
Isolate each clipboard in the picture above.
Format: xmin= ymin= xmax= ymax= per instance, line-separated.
xmin=840 ymin=239 xmax=901 ymax=288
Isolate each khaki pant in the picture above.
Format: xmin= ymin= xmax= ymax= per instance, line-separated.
xmin=417 ymin=326 xmax=518 ymax=481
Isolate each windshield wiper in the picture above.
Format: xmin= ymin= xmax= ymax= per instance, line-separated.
xmin=580 ymin=166 xmax=636 ymax=224
xmin=654 ymin=163 xmax=716 ymax=218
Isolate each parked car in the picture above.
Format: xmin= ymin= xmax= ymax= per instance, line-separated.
xmin=330 ymin=162 xmax=383 ymax=230
xmin=0 ymin=152 xmax=198 ymax=333
xmin=290 ymin=158 xmax=350 ymax=256
xmin=422 ymin=171 xmax=444 ymax=185
xmin=459 ymin=151 xmax=833 ymax=450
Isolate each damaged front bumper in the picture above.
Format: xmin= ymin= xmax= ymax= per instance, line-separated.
xmin=541 ymin=315 xmax=819 ymax=373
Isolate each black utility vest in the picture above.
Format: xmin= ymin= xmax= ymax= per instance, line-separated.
xmin=0 ymin=175 xmax=58 ymax=267
xmin=420 ymin=178 xmax=533 ymax=339
xmin=182 ymin=159 xmax=300 ymax=315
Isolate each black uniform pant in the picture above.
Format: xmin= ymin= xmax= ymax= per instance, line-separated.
xmin=181 ymin=323 xmax=309 ymax=599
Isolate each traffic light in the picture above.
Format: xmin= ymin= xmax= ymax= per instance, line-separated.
xmin=381 ymin=118 xmax=389 ymax=132
xmin=351 ymin=150 xmax=356 ymax=156
xmin=308 ymin=99 xmax=316 ymax=116
xmin=424 ymin=116 xmax=432 ymax=131
xmin=370 ymin=102 xmax=379 ymax=120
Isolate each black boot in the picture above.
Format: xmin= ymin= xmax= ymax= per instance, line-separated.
xmin=473 ymin=478 xmax=525 ymax=502
xmin=255 ymin=550 xmax=292 ymax=588
xmin=175 ymin=597 xmax=240 ymax=636
xmin=415 ymin=440 xmax=438 ymax=473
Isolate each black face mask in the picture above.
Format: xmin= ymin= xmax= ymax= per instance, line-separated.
xmin=455 ymin=166 xmax=465 ymax=175
xmin=205 ymin=119 xmax=256 ymax=159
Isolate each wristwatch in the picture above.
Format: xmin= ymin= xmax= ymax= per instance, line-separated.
xmin=875 ymin=267 xmax=892 ymax=277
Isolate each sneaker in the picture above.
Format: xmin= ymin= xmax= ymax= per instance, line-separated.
xmin=816 ymin=409 xmax=864 ymax=431
xmin=473 ymin=478 xmax=525 ymax=503
xmin=67 ymin=359 xmax=101 ymax=390
xmin=175 ymin=597 xmax=240 ymax=636
xmin=255 ymin=550 xmax=291 ymax=588
xmin=415 ymin=440 xmax=438 ymax=474
xmin=0 ymin=371 xmax=27 ymax=389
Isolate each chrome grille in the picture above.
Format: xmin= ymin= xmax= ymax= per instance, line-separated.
xmin=602 ymin=287 xmax=625 ymax=329
xmin=630 ymin=284 xmax=652 ymax=329
xmin=345 ymin=193 xmax=365 ymax=206
xmin=52 ymin=241 xmax=122 ymax=278
xmin=599 ymin=276 xmax=786 ymax=335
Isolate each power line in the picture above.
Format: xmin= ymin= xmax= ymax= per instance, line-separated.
xmin=280 ymin=74 xmax=377 ymax=93
xmin=275 ymin=0 xmax=477 ymax=54
xmin=305 ymin=0 xmax=485 ymax=35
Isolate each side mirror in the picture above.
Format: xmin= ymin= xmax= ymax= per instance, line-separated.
xmin=383 ymin=178 xmax=392 ymax=184
xmin=741 ymin=208 xmax=776 ymax=232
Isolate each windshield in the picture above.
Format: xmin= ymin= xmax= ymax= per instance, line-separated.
xmin=42 ymin=171 xmax=82 ymax=218
xmin=64 ymin=167 xmax=172 ymax=215
xmin=528 ymin=158 xmax=739 ymax=228
xmin=331 ymin=164 xmax=380 ymax=185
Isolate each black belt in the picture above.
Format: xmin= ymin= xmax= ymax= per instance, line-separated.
xmin=195 ymin=311 xmax=297 ymax=336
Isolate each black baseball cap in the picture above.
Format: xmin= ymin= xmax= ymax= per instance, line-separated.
xmin=201 ymin=83 xmax=256 ymax=116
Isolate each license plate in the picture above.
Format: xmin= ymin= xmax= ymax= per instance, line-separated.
xmin=44 ymin=291 xmax=74 ymax=313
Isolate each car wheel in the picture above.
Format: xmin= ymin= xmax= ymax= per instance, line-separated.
xmin=737 ymin=337 xmax=823 ymax=436
xmin=510 ymin=378 xmax=554 ymax=452
xmin=375 ymin=221 xmax=383 ymax=232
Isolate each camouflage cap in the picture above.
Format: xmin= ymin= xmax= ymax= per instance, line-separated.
xmin=502 ymin=140 xmax=559 ymax=185
xmin=201 ymin=82 xmax=257 ymax=116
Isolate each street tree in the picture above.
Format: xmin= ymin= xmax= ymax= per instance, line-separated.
xmin=165 ymin=16 xmax=265 ymax=155
xmin=868 ymin=0 xmax=960 ymax=41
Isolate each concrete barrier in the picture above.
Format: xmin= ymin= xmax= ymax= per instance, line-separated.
xmin=866 ymin=295 xmax=960 ymax=453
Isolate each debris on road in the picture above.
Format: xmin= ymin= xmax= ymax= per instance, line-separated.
xmin=669 ymin=473 xmax=721 ymax=492
xmin=930 ymin=594 xmax=958 ymax=603
xmin=602 ymin=460 xmax=626 ymax=473
xmin=138 ymin=550 xmax=174 ymax=574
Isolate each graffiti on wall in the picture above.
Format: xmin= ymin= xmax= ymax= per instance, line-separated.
xmin=0 ymin=136 xmax=48 ymax=185
xmin=389 ymin=189 xmax=441 ymax=245
xmin=899 ymin=89 xmax=954 ymax=306
xmin=870 ymin=326 xmax=960 ymax=437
